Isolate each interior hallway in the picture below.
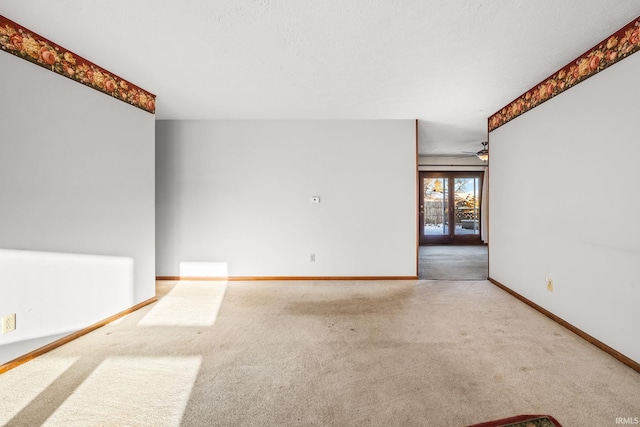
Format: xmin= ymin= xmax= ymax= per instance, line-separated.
xmin=1 ymin=279 xmax=638 ymax=427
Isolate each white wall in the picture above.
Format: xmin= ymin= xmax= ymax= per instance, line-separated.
xmin=0 ymin=52 xmax=155 ymax=365
xmin=489 ymin=53 xmax=640 ymax=363
xmin=156 ymin=120 xmax=416 ymax=277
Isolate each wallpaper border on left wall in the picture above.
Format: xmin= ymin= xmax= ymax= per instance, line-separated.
xmin=0 ymin=15 xmax=156 ymax=114
xmin=488 ymin=16 xmax=639 ymax=132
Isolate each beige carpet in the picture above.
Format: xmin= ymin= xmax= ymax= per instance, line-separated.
xmin=1 ymin=279 xmax=639 ymax=426
xmin=419 ymin=245 xmax=488 ymax=280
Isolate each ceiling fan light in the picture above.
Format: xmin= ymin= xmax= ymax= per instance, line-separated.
xmin=476 ymin=149 xmax=489 ymax=161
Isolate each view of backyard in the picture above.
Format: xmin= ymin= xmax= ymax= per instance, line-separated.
xmin=423 ymin=177 xmax=480 ymax=236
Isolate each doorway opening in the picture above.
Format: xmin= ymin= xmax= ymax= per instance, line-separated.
xmin=417 ymin=171 xmax=487 ymax=280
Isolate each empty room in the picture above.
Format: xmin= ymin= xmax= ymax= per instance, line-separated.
xmin=1 ymin=1 xmax=639 ymax=426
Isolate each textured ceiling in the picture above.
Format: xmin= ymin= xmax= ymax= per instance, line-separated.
xmin=1 ymin=1 xmax=639 ymax=155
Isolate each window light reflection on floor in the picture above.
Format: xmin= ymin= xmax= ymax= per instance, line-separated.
xmin=138 ymin=280 xmax=228 ymax=327
xmin=0 ymin=357 xmax=79 ymax=425
xmin=42 ymin=356 xmax=202 ymax=427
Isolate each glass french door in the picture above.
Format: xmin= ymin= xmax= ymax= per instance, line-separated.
xmin=419 ymin=172 xmax=483 ymax=245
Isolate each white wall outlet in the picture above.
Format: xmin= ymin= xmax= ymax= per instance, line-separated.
xmin=310 ymin=253 xmax=316 ymax=262
xmin=1 ymin=313 xmax=16 ymax=334
xmin=546 ymin=275 xmax=554 ymax=292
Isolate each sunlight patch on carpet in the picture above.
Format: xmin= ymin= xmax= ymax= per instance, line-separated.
xmin=42 ymin=356 xmax=202 ymax=427
xmin=138 ymin=281 xmax=227 ymax=326
xmin=0 ymin=357 xmax=78 ymax=425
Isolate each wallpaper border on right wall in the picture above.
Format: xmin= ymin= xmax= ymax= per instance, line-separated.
xmin=489 ymin=16 xmax=639 ymax=132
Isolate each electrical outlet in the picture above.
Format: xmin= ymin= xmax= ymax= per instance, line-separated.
xmin=310 ymin=253 xmax=316 ymax=262
xmin=1 ymin=313 xmax=16 ymax=334
xmin=546 ymin=275 xmax=554 ymax=292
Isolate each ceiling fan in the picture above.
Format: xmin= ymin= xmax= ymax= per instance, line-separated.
xmin=458 ymin=141 xmax=489 ymax=161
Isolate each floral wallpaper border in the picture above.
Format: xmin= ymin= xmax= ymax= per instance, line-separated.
xmin=0 ymin=15 xmax=155 ymax=114
xmin=489 ymin=16 xmax=639 ymax=132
